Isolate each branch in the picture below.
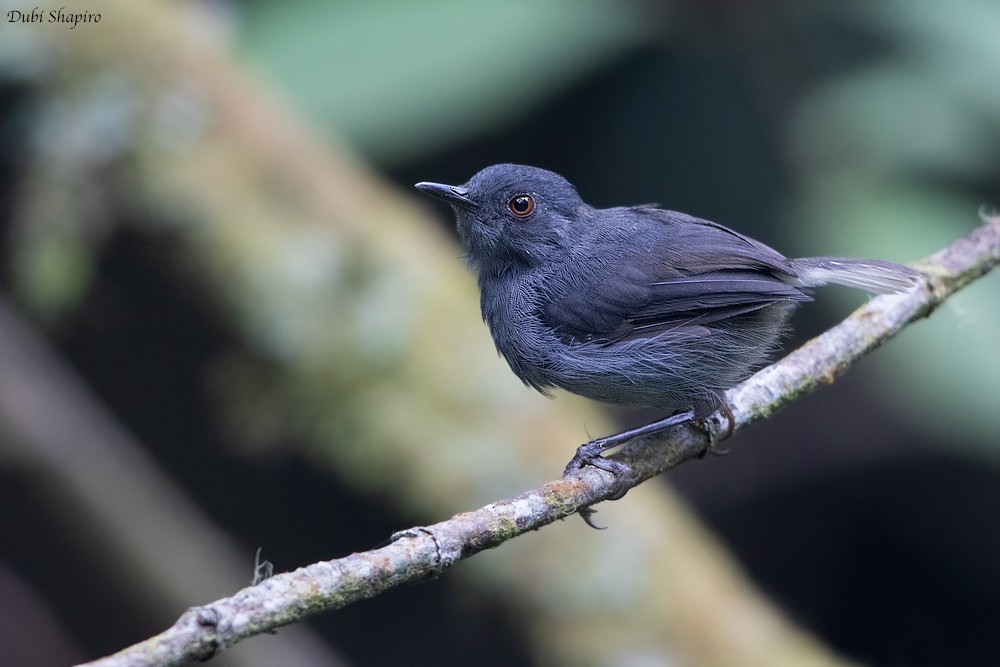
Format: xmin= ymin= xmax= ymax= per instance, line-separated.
xmin=0 ymin=294 xmax=343 ymax=667
xmin=80 ymin=214 xmax=1000 ymax=667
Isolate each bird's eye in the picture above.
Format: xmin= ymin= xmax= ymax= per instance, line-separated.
xmin=507 ymin=194 xmax=535 ymax=217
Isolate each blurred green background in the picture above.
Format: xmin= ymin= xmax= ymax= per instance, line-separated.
xmin=1 ymin=0 xmax=998 ymax=666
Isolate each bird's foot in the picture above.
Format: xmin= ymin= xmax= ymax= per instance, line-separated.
xmin=563 ymin=436 xmax=632 ymax=478
xmin=563 ymin=410 xmax=699 ymax=528
xmin=563 ymin=436 xmax=635 ymax=529
xmin=699 ymin=403 xmax=735 ymax=458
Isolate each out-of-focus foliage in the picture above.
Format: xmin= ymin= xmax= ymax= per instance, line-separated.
xmin=239 ymin=0 xmax=657 ymax=162
xmin=784 ymin=0 xmax=1000 ymax=450
xmin=4 ymin=70 xmax=134 ymax=321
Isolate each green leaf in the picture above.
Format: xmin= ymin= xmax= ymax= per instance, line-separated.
xmin=239 ymin=0 xmax=652 ymax=161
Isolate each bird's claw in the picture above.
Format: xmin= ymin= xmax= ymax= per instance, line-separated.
xmin=699 ymin=403 xmax=735 ymax=458
xmin=577 ymin=506 xmax=607 ymax=530
xmin=564 ymin=439 xmax=633 ymax=484
xmin=564 ymin=438 xmax=637 ymax=528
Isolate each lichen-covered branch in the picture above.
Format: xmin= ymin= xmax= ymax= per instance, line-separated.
xmin=78 ymin=215 xmax=999 ymax=667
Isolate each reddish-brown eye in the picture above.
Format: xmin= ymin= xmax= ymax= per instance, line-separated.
xmin=508 ymin=194 xmax=535 ymax=217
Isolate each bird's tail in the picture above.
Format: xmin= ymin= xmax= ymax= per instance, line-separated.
xmin=788 ymin=257 xmax=921 ymax=294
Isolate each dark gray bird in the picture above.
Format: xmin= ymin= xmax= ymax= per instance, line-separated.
xmin=416 ymin=164 xmax=919 ymax=476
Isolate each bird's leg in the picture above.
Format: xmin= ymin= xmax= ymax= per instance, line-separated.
xmin=563 ymin=408 xmax=697 ymax=479
xmin=568 ymin=410 xmax=698 ymax=528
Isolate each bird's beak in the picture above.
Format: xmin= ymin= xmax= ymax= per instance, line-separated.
xmin=414 ymin=182 xmax=478 ymax=208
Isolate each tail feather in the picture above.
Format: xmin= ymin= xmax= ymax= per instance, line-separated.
xmin=788 ymin=257 xmax=921 ymax=294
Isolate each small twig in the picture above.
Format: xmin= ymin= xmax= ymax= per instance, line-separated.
xmin=251 ymin=548 xmax=273 ymax=586
xmin=78 ymin=214 xmax=1000 ymax=667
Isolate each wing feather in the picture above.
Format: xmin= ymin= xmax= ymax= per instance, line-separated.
xmin=542 ymin=209 xmax=811 ymax=344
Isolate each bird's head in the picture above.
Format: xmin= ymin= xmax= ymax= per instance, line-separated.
xmin=416 ymin=164 xmax=586 ymax=272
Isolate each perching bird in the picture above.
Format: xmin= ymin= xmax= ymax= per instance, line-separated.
xmin=416 ymin=164 xmax=919 ymax=476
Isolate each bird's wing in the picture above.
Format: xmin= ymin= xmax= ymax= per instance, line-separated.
xmin=541 ymin=209 xmax=811 ymax=344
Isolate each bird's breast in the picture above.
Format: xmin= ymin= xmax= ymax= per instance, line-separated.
xmin=478 ymin=272 xmax=559 ymax=391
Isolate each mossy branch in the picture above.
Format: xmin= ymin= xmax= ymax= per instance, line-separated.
xmin=79 ymin=214 xmax=999 ymax=667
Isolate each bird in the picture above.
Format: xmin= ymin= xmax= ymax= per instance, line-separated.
xmin=416 ymin=164 xmax=919 ymax=479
